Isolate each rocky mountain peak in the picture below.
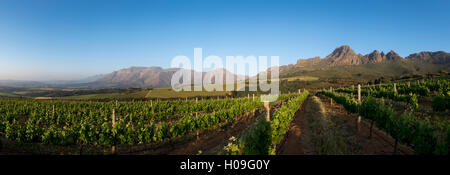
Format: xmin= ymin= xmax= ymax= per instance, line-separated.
xmin=328 ymin=45 xmax=357 ymax=58
xmin=385 ymin=50 xmax=402 ymax=60
xmin=325 ymin=45 xmax=362 ymax=66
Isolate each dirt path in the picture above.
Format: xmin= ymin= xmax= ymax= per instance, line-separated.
xmin=278 ymin=96 xmax=314 ymax=155
xmin=144 ymin=90 xmax=152 ymax=98
xmin=317 ymin=95 xmax=413 ymax=155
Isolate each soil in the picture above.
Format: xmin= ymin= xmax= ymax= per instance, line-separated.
xmin=278 ymin=95 xmax=413 ymax=155
xmin=277 ymin=96 xmax=314 ymax=155
xmin=316 ymin=95 xmax=413 ymax=155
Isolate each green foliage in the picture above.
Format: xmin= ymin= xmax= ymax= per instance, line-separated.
xmin=316 ymin=90 xmax=358 ymax=113
xmin=323 ymin=90 xmax=449 ymax=155
xmin=432 ymin=95 xmax=449 ymax=112
xmin=230 ymin=92 xmax=309 ymax=155
xmin=240 ymin=117 xmax=271 ymax=155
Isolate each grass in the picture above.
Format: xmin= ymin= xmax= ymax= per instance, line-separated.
xmin=281 ymin=75 xmax=319 ymax=82
xmin=308 ymin=96 xmax=361 ymax=155
xmin=59 ymin=88 xmax=230 ymax=100
xmin=0 ymin=92 xmax=19 ymax=97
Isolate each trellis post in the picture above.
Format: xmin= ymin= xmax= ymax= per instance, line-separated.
xmin=264 ymin=101 xmax=270 ymax=122
xmin=394 ymin=83 xmax=397 ymax=93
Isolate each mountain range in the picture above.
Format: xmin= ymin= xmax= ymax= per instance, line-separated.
xmin=1 ymin=45 xmax=449 ymax=89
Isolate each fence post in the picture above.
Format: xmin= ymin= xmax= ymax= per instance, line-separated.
xmin=252 ymin=94 xmax=255 ymax=101
xmin=196 ymin=97 xmax=198 ymax=104
xmin=196 ymin=112 xmax=199 ymax=141
xmin=394 ymin=83 xmax=397 ymax=93
xmin=357 ymin=84 xmax=362 ymax=132
xmin=358 ymin=84 xmax=361 ymax=104
xmin=112 ymin=108 xmax=116 ymax=154
xmin=264 ymin=101 xmax=270 ymax=122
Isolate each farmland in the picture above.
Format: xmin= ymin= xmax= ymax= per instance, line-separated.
xmin=0 ymin=78 xmax=449 ymax=155
xmin=0 ymin=92 xmax=302 ymax=154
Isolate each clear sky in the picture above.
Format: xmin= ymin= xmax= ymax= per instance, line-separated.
xmin=0 ymin=0 xmax=449 ymax=81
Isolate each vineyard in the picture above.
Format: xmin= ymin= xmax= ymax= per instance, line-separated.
xmin=0 ymin=78 xmax=448 ymax=155
xmin=317 ymin=78 xmax=450 ymax=155
xmin=0 ymin=93 xmax=304 ymax=154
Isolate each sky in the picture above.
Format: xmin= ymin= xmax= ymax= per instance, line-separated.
xmin=0 ymin=0 xmax=449 ymax=81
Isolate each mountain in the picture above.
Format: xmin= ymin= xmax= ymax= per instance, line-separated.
xmin=89 ymin=66 xmax=246 ymax=88
xmin=405 ymin=51 xmax=450 ymax=64
xmin=301 ymin=45 xmax=404 ymax=67
xmin=325 ymin=45 xmax=364 ymax=66
xmin=276 ymin=45 xmax=449 ymax=81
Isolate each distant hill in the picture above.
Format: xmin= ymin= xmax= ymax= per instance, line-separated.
xmin=88 ymin=66 xmax=247 ymax=89
xmin=276 ymin=45 xmax=450 ymax=81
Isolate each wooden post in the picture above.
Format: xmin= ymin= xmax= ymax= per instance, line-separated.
xmin=252 ymin=94 xmax=255 ymax=101
xmin=115 ymin=100 xmax=118 ymax=107
xmin=196 ymin=112 xmax=199 ymax=141
xmin=112 ymin=109 xmax=116 ymax=127
xmin=357 ymin=84 xmax=362 ymax=132
xmin=298 ymin=89 xmax=301 ymax=94
xmin=357 ymin=116 xmax=362 ymax=132
xmin=330 ymin=87 xmax=333 ymax=92
xmin=393 ymin=83 xmax=397 ymax=93
xmin=264 ymin=102 xmax=270 ymax=122
xmin=357 ymin=84 xmax=361 ymax=104
xmin=248 ymin=94 xmax=250 ymax=99
xmin=196 ymin=97 xmax=198 ymax=104
xmin=112 ymin=108 xmax=116 ymax=155
xmin=150 ymin=100 xmax=153 ymax=107
xmin=52 ymin=104 xmax=55 ymax=116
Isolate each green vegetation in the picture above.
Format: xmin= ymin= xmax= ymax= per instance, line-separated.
xmin=0 ymin=94 xmax=300 ymax=154
xmin=224 ymin=92 xmax=309 ymax=155
xmin=318 ymin=91 xmax=450 ymax=155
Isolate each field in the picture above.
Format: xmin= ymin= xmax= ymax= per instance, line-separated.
xmin=0 ymin=92 xmax=305 ymax=154
xmin=0 ymin=78 xmax=449 ymax=155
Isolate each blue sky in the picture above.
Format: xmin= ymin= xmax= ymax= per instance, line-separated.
xmin=0 ymin=0 xmax=449 ymax=80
